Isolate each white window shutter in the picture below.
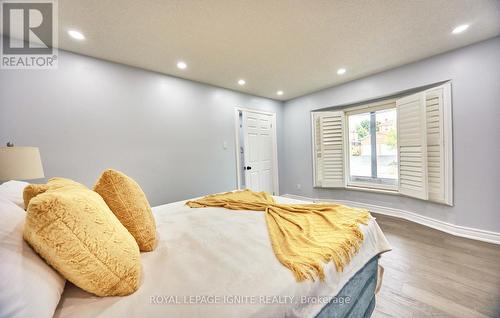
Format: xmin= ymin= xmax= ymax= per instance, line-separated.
xmin=313 ymin=113 xmax=324 ymax=186
xmin=425 ymin=87 xmax=445 ymax=203
xmin=313 ymin=111 xmax=345 ymax=188
xmin=425 ymin=83 xmax=453 ymax=205
xmin=397 ymin=92 xmax=429 ymax=200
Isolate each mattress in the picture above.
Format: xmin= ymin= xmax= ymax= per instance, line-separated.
xmin=55 ymin=196 xmax=391 ymax=318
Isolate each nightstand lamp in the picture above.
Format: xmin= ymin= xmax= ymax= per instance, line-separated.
xmin=0 ymin=142 xmax=45 ymax=181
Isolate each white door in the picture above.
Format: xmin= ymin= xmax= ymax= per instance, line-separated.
xmin=242 ymin=111 xmax=275 ymax=194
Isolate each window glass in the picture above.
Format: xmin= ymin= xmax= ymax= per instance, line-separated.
xmin=348 ymin=108 xmax=398 ymax=188
xmin=348 ymin=113 xmax=372 ymax=178
xmin=376 ymin=109 xmax=398 ymax=180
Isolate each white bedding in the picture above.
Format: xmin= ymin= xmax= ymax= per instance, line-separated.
xmin=55 ymin=196 xmax=391 ymax=318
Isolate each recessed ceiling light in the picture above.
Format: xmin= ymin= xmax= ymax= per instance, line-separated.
xmin=337 ymin=68 xmax=347 ymax=75
xmin=276 ymin=90 xmax=284 ymax=96
xmin=177 ymin=61 xmax=187 ymax=69
xmin=238 ymin=79 xmax=246 ymax=86
xmin=452 ymin=24 xmax=469 ymax=34
xmin=68 ymin=30 xmax=85 ymax=40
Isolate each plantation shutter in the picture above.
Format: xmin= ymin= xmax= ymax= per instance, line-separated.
xmin=425 ymin=87 xmax=445 ymax=203
xmin=313 ymin=111 xmax=345 ymax=188
xmin=397 ymin=92 xmax=428 ymax=200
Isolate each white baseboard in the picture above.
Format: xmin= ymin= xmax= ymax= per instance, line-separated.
xmin=282 ymin=194 xmax=500 ymax=245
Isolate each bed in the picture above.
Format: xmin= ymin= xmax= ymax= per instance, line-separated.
xmin=54 ymin=196 xmax=391 ymax=318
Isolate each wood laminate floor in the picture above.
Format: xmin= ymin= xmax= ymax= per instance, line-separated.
xmin=371 ymin=214 xmax=500 ymax=318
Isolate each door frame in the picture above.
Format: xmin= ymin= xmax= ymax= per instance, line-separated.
xmin=234 ymin=106 xmax=279 ymax=195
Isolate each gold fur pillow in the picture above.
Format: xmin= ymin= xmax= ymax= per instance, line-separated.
xmin=23 ymin=184 xmax=49 ymax=208
xmin=23 ymin=178 xmax=141 ymax=296
xmin=23 ymin=178 xmax=86 ymax=209
xmin=94 ymin=169 xmax=156 ymax=251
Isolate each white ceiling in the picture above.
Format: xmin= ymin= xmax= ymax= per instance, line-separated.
xmin=54 ymin=0 xmax=500 ymax=100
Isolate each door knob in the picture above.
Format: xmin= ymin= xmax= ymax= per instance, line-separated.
xmin=244 ymin=166 xmax=252 ymax=170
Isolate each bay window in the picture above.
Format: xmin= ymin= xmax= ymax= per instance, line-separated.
xmin=312 ymin=82 xmax=453 ymax=205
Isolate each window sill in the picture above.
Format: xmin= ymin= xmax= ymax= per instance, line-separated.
xmin=345 ymin=185 xmax=399 ymax=195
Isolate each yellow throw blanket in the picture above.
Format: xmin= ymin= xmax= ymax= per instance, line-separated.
xmin=186 ymin=190 xmax=371 ymax=281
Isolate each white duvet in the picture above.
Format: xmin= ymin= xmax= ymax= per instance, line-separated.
xmin=55 ymin=196 xmax=391 ymax=318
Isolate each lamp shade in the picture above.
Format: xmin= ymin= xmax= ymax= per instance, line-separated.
xmin=0 ymin=147 xmax=45 ymax=181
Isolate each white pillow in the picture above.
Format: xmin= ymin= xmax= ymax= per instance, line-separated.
xmin=0 ymin=180 xmax=29 ymax=209
xmin=0 ymin=196 xmax=65 ymax=318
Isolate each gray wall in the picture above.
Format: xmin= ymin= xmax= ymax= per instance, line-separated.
xmin=281 ymin=37 xmax=500 ymax=232
xmin=0 ymin=49 xmax=283 ymax=205
xmin=2 ymin=37 xmax=499 ymax=233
